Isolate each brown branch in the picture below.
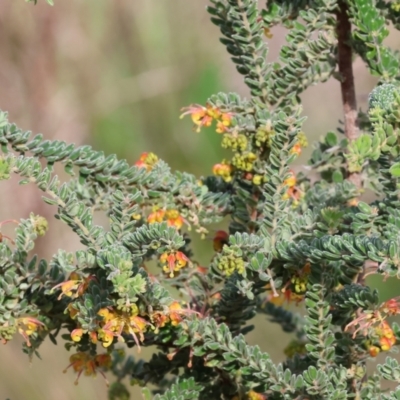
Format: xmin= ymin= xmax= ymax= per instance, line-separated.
xmin=336 ymin=1 xmax=361 ymax=189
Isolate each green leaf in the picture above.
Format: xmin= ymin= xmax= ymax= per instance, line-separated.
xmin=332 ymin=170 xmax=343 ymax=183
xmin=390 ymin=163 xmax=400 ymax=177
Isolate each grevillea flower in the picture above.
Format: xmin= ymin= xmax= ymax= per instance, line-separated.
xmin=215 ymin=113 xmax=233 ymax=133
xmin=135 ymin=152 xmax=159 ymax=171
xmin=148 ymin=209 xmax=184 ymax=230
xmin=17 ymin=317 xmax=45 ymax=347
xmin=180 ymin=104 xmax=233 ymax=133
xmin=169 ymin=301 xmax=184 ymax=326
xmin=53 ymin=272 xmax=94 ymax=300
xmin=150 ymin=311 xmax=169 ymax=332
xmin=268 ymin=289 xmax=304 ymax=306
xmin=180 ymin=104 xmax=213 ymax=132
xmin=71 ymin=328 xmax=84 ymax=342
xmin=381 ymin=297 xmax=400 ymax=316
xmin=284 ymin=170 xmax=296 ymax=188
xmin=212 ymin=162 xmax=233 ymax=182
xmin=367 ymin=320 xmax=397 ymax=357
xmin=147 ymin=209 xmax=166 ymax=224
xmin=247 ymin=390 xmax=266 ymax=400
xmin=96 ymin=307 xmax=149 ymax=350
xmin=159 ymin=251 xmax=190 ymax=278
xmin=165 ymin=209 xmax=184 ymax=229
xmin=291 ymin=143 xmax=302 ymax=156
xmin=63 ymin=352 xmax=111 ymax=385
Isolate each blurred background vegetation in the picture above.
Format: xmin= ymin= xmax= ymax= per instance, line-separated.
xmin=0 ymin=1 xmax=399 ymax=399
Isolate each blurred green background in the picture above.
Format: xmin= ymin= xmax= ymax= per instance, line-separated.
xmin=0 ymin=1 xmax=399 ymax=399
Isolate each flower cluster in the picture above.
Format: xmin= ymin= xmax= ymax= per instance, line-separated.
xmin=217 ymin=254 xmax=245 ymax=277
xmin=266 ymin=263 xmax=310 ymax=305
xmin=135 ymin=152 xmax=159 ymax=171
xmin=180 ymin=104 xmax=232 ymax=133
xmin=148 ymin=208 xmax=184 ymax=230
xmin=63 ymin=352 xmax=112 ymax=385
xmin=221 ymin=132 xmax=248 ymax=152
xmin=212 ymin=161 xmax=233 ymax=182
xmin=30 ymin=214 xmax=49 ymax=236
xmin=71 ymin=305 xmax=148 ymax=349
xmin=150 ymin=301 xmax=186 ymax=332
xmin=367 ymin=320 xmax=397 ymax=357
xmin=53 ymin=272 xmax=94 ymax=300
xmin=159 ymin=250 xmax=190 ymax=278
xmin=344 ymin=298 xmax=400 ymax=357
xmin=282 ymin=170 xmax=302 ymax=205
xmin=16 ymin=317 xmax=44 ymax=347
xmin=232 ymin=151 xmax=257 ymax=172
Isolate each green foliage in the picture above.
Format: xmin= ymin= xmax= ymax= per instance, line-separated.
xmin=5 ymin=0 xmax=400 ymax=399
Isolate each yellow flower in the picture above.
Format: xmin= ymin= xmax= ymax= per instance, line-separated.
xmin=148 ymin=209 xmax=166 ymax=224
xmin=180 ymin=105 xmax=212 ymax=132
xmin=53 ymin=272 xmax=94 ymax=300
xmin=17 ymin=317 xmax=44 ymax=346
xmin=213 ymin=162 xmax=233 ymax=182
xmin=71 ymin=328 xmax=84 ymax=342
xmin=291 ymin=143 xmax=302 ymax=156
xmin=98 ymin=328 xmax=115 ymax=348
xmin=160 ymin=251 xmax=190 ymax=278
xmin=98 ymin=308 xmax=114 ymax=323
xmin=165 ymin=209 xmax=184 ymax=230
xmin=284 ymin=170 xmax=296 ymax=188
xmin=135 ymin=152 xmax=159 ymax=171
xmin=169 ymin=302 xmax=184 ymax=326
xmin=64 ymin=352 xmax=111 ymax=385
xmin=247 ymin=390 xmax=266 ymax=400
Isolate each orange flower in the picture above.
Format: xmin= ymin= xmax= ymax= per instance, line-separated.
xmin=98 ymin=308 xmax=114 ymax=323
xmin=89 ymin=331 xmax=98 ymax=344
xmin=381 ymin=298 xmax=400 ymax=316
xmin=151 ymin=311 xmax=169 ymax=331
xmin=135 ymin=152 xmax=159 ymax=171
xmin=220 ymin=112 xmax=232 ymax=126
xmin=365 ymin=320 xmax=396 ymax=357
xmin=17 ymin=317 xmax=44 ymax=347
xmin=291 ymin=143 xmax=302 ymax=156
xmin=96 ymin=307 xmax=148 ymax=350
xmin=98 ymin=328 xmax=115 ymax=348
xmin=268 ymin=289 xmax=304 ymax=306
xmin=180 ymin=105 xmax=213 ymax=132
xmin=215 ymin=113 xmax=232 ymax=133
xmin=165 ymin=209 xmax=184 ymax=230
xmin=147 ymin=210 xmax=166 ymax=224
xmin=148 ymin=209 xmax=184 ymax=230
xmin=53 ymin=273 xmax=94 ymax=300
xmin=67 ymin=303 xmax=79 ymax=319
xmin=64 ymin=352 xmax=111 ymax=385
xmin=160 ymin=251 xmax=190 ymax=278
xmin=180 ymin=104 xmax=232 ymax=133
xmin=71 ymin=328 xmax=84 ymax=342
xmin=169 ymin=301 xmax=184 ymax=326
xmin=284 ymin=170 xmax=296 ymax=188
xmin=369 ymin=345 xmax=380 ymax=357
xmin=347 ymin=198 xmax=359 ymax=207
xmin=213 ymin=162 xmax=233 ymax=182
xmin=248 ymin=390 xmax=266 ymax=400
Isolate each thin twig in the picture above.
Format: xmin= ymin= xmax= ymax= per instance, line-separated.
xmin=336 ymin=1 xmax=361 ymax=189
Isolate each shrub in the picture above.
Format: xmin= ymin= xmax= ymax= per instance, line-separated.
xmin=4 ymin=0 xmax=400 ymax=399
